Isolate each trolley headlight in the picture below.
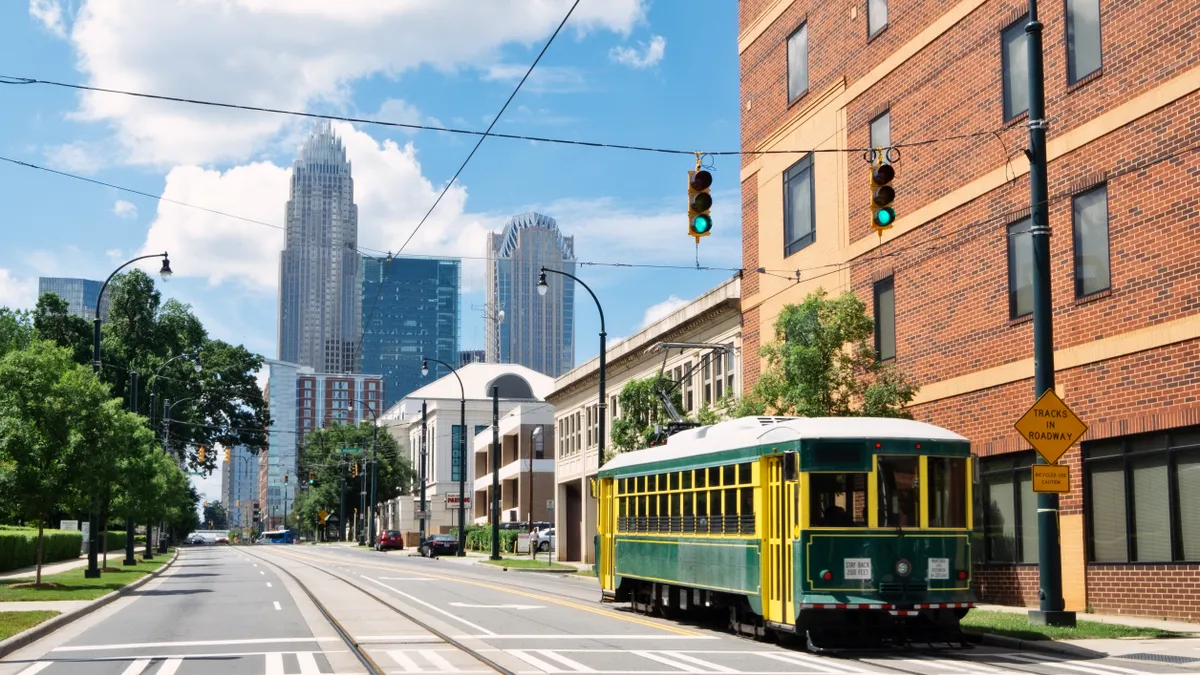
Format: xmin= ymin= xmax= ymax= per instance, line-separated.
xmin=895 ymin=558 xmax=912 ymax=577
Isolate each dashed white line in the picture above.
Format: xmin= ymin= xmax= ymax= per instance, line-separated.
xmin=52 ymin=637 xmax=340 ymax=652
xmin=274 ymin=601 xmax=282 ymax=610
xmin=266 ymin=582 xmax=273 ymax=587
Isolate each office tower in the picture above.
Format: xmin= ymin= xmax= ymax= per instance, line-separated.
xmin=459 ymin=349 xmax=486 ymax=367
xmin=361 ymin=256 xmax=460 ymax=409
xmin=37 ymin=277 xmax=109 ymax=320
xmin=485 ymin=213 xmax=576 ymax=377
xmin=277 ymin=121 xmax=362 ymax=374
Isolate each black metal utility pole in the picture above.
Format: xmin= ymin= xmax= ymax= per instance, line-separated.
xmin=458 ymin=393 xmax=466 ymax=555
xmin=1025 ymin=0 xmax=1074 ymax=628
xmin=368 ymin=419 xmax=379 ymax=548
xmin=420 ymin=401 xmax=428 ymax=542
xmin=124 ymin=371 xmax=139 ymax=566
xmin=490 ymin=386 xmax=501 ymax=561
xmin=339 ymin=457 xmax=346 ymax=542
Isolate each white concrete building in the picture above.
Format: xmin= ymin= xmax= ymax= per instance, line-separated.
xmin=545 ymin=276 xmax=742 ymax=563
xmin=472 ymin=403 xmax=556 ymax=526
xmin=379 ymin=363 xmax=554 ymax=537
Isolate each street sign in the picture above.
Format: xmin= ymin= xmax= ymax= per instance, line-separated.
xmin=414 ymin=510 xmax=430 ymax=519
xmin=445 ymin=495 xmax=471 ymax=509
xmin=1033 ymin=464 xmax=1070 ymax=493
xmin=546 ymin=499 xmax=555 ymax=511
xmin=1014 ymin=388 xmax=1088 ymax=464
xmin=339 ymin=447 xmax=361 ymax=454
xmin=319 ymin=510 xmax=329 ymax=523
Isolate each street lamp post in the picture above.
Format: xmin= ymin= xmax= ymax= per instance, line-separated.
xmin=347 ymin=398 xmax=380 ymax=547
xmin=538 ymin=268 xmax=606 ymax=467
xmin=88 ymin=252 xmax=172 ymax=579
xmin=422 ymin=356 xmax=468 ymax=556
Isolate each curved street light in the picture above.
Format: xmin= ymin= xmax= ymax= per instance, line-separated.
xmin=149 ymin=351 xmax=202 ymax=432
xmin=84 ymin=252 xmax=172 ymax=579
xmin=422 ymin=356 xmax=468 ymax=556
xmin=346 ymin=398 xmax=381 ymax=547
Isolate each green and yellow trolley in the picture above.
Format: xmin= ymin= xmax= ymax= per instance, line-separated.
xmin=595 ymin=416 xmax=976 ymax=649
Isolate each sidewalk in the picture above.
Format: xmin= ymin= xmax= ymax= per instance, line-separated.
xmin=0 ymin=546 xmax=139 ymax=581
xmin=970 ymin=604 xmax=1200 ymax=662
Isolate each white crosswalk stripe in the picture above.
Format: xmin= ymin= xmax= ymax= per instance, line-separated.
xmin=156 ymin=659 xmax=183 ymax=675
xmin=120 ymin=659 xmax=152 ymax=675
xmin=385 ymin=649 xmax=490 ymax=673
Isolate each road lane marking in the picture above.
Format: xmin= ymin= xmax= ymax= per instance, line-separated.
xmin=15 ymin=664 xmax=50 ymax=675
xmin=448 ymin=602 xmax=542 ymax=610
xmin=268 ymin=548 xmax=701 ymax=637
xmin=451 ymin=635 xmax=720 ymax=641
xmin=362 ymin=576 xmax=495 ymax=636
xmin=52 ymin=637 xmax=341 ymax=651
xmin=260 ymin=570 xmax=266 ymax=575
xmin=266 ymin=652 xmax=285 ymax=675
xmin=157 ymin=659 xmax=182 ymax=675
xmin=267 ymin=582 xmax=273 ymax=587
xmin=379 ymin=577 xmax=436 ymax=581
xmin=507 ymin=650 xmax=565 ymax=673
xmin=757 ymin=651 xmax=867 ymax=673
xmin=119 ymin=659 xmax=151 ymax=675
xmin=297 ymin=651 xmax=322 ymax=674
xmin=274 ymin=601 xmax=282 ymax=610
xmin=536 ymin=650 xmax=597 ymax=672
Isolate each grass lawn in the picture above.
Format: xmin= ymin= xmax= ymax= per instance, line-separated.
xmin=0 ymin=549 xmax=175 ymax=602
xmin=0 ymin=611 xmax=61 ymax=639
xmin=480 ymin=557 xmax=576 ymax=571
xmin=962 ymin=610 xmax=1185 ymax=641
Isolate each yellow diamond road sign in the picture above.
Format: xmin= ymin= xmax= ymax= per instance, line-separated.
xmin=319 ymin=510 xmax=329 ymax=523
xmin=1014 ymin=389 xmax=1088 ymax=464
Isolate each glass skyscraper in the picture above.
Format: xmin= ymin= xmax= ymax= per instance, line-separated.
xmin=361 ymin=256 xmax=460 ymax=409
xmin=278 ymin=121 xmax=362 ymax=374
xmin=37 ymin=277 xmax=109 ymax=320
xmin=486 ymin=212 xmax=576 ymax=377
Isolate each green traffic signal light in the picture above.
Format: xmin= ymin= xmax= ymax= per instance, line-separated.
xmin=870 ymin=162 xmax=896 ymax=232
xmin=693 ymin=214 xmax=713 ymax=234
xmin=875 ymin=207 xmax=895 ymax=227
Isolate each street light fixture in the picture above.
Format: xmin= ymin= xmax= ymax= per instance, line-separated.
xmin=421 ymin=356 xmax=468 ymax=556
xmin=347 ymin=398 xmax=380 ymax=548
xmin=86 ymin=251 xmax=172 ymax=580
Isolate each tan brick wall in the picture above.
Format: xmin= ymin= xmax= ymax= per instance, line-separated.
xmin=1087 ymin=565 xmax=1200 ymax=621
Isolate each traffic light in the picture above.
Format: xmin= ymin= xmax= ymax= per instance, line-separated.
xmin=284 ymin=473 xmax=288 ymax=485
xmin=224 ymin=448 xmax=231 ymax=463
xmin=308 ymin=471 xmax=315 ymax=487
xmin=688 ymin=169 xmax=713 ymax=241
xmin=198 ymin=446 xmax=206 ymax=463
xmin=870 ymin=158 xmax=896 ymax=233
xmin=353 ymin=462 xmax=359 ymax=477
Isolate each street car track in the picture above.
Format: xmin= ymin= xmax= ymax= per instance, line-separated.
xmin=241 ymin=545 xmax=517 ymax=675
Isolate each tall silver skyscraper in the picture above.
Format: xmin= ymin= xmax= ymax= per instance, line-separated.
xmin=485 ymin=212 xmax=576 ymax=377
xmin=278 ymin=121 xmax=362 ymax=373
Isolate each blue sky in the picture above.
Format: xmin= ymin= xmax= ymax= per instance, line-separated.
xmin=0 ymin=1 xmax=742 ymax=506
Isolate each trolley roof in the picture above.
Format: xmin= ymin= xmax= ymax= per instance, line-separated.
xmin=598 ymin=416 xmax=969 ymax=477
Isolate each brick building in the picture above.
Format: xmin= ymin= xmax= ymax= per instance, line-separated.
xmin=738 ymin=0 xmax=1200 ymax=619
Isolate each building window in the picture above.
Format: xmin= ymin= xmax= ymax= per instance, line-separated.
xmin=787 ymin=23 xmax=808 ymax=102
xmin=783 ymin=155 xmax=815 ymax=257
xmin=1066 ymin=0 xmax=1102 ymax=84
xmin=1072 ymin=184 xmax=1110 ymax=298
xmin=869 ymin=110 xmax=891 ymax=163
xmin=1001 ymin=15 xmax=1030 ymax=121
xmin=1085 ymin=428 xmax=1200 ymax=563
xmin=724 ymin=346 xmax=736 ymax=395
xmin=868 ymin=0 xmax=887 ymax=37
xmin=1007 ymin=216 xmax=1033 ymax=319
xmin=980 ymin=453 xmax=1039 ymax=563
xmin=873 ymin=276 xmax=896 ymax=361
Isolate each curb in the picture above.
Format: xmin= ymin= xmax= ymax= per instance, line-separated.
xmin=0 ymin=550 xmax=180 ymax=659
xmin=968 ymin=631 xmax=1106 ymax=659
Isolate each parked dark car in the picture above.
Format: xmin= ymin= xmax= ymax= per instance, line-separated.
xmin=375 ymin=530 xmax=404 ymax=552
xmin=418 ymin=534 xmax=458 ymax=558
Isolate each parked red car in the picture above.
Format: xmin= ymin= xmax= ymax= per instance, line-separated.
xmin=375 ymin=530 xmax=404 ymax=552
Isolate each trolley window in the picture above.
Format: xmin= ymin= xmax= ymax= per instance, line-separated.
xmin=929 ymin=457 xmax=968 ymax=528
xmin=877 ymin=456 xmax=921 ymax=528
xmin=809 ymin=473 xmax=869 ymax=527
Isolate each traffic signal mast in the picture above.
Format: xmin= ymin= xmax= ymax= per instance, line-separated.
xmin=870 ymin=149 xmax=896 ymax=235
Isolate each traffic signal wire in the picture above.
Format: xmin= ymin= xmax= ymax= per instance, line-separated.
xmin=356 ymin=0 xmax=579 ymax=366
xmin=0 ymin=73 xmax=998 ymax=158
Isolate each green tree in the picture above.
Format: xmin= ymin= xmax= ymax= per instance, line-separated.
xmin=202 ymin=500 xmax=228 ymax=529
xmin=610 ymin=376 xmax=682 ymax=458
xmin=0 ymin=308 xmax=34 ymax=359
xmin=113 ymin=439 xmax=175 ymax=544
xmin=741 ymin=288 xmax=918 ymax=418
xmin=292 ymin=422 xmax=415 ymax=538
xmin=33 ymin=293 xmax=93 ymax=365
xmin=0 ymin=341 xmax=112 ymax=584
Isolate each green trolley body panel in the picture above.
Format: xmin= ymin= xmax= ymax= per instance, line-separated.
xmin=796 ymin=531 xmax=976 ymax=609
xmin=614 ymin=535 xmax=764 ymax=613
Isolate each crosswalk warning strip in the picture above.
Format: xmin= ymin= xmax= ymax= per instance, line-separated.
xmin=15 ymin=664 xmax=51 ymax=675
xmin=120 ymin=659 xmax=152 ymax=675
xmin=297 ymin=651 xmax=323 ymax=674
xmin=389 ymin=650 xmax=425 ymax=672
xmin=506 ymin=649 xmax=570 ymax=673
xmin=421 ymin=649 xmax=464 ymax=672
xmin=891 ymin=658 xmax=1004 ymax=673
xmin=1039 ymin=661 xmax=1151 ymax=675
xmin=660 ymin=651 xmax=741 ymax=673
xmin=158 ymin=659 xmax=183 ymax=675
xmin=755 ymin=651 xmax=869 ymax=674
xmin=633 ymin=650 xmax=729 ymax=673
xmin=536 ymin=650 xmax=598 ymax=673
xmin=266 ymin=652 xmax=286 ymax=675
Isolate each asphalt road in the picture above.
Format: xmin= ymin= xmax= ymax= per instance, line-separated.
xmin=2 ymin=544 xmax=1195 ymax=675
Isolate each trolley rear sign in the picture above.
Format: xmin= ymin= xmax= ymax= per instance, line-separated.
xmin=1014 ymin=388 xmax=1087 ymax=465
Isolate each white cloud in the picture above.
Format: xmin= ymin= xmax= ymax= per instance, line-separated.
xmin=55 ymin=0 xmax=646 ymax=167
xmin=640 ymin=296 xmax=689 ymax=329
xmin=0 ymin=270 xmax=38 ymax=310
xmin=482 ymin=64 xmax=588 ymax=93
xmin=113 ymin=199 xmax=138 ymax=219
xmin=44 ymin=141 xmax=108 ymax=174
xmin=29 ymin=0 xmax=67 ymax=37
xmin=374 ymin=99 xmax=445 ymax=136
xmin=609 ymin=35 xmax=666 ymax=69
xmin=138 ymin=122 xmax=493 ymax=293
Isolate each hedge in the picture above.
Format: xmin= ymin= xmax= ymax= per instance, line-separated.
xmin=453 ymin=525 xmax=519 ymax=554
xmin=0 ymin=529 xmax=83 ymax=572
